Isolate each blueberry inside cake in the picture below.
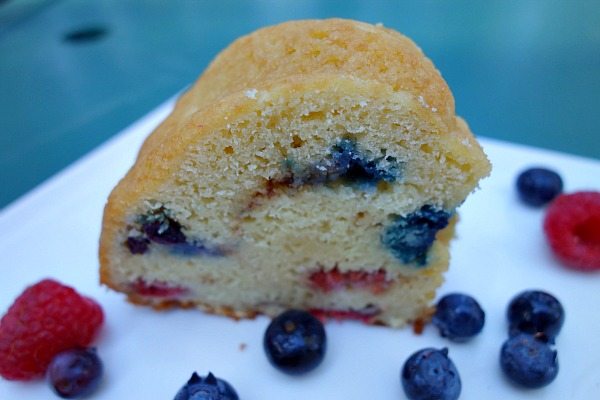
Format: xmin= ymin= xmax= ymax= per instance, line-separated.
xmin=99 ymin=19 xmax=491 ymax=327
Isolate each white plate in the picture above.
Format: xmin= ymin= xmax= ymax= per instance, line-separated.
xmin=1 ymin=99 xmax=599 ymax=399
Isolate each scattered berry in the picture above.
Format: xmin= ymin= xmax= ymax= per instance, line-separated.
xmin=263 ymin=309 xmax=327 ymax=375
xmin=543 ymin=191 xmax=600 ymax=271
xmin=0 ymin=279 xmax=104 ymax=380
xmin=47 ymin=348 xmax=103 ymax=399
xmin=500 ymin=334 xmax=559 ymax=388
xmin=401 ymin=348 xmax=461 ymax=400
xmin=174 ymin=372 xmax=239 ymax=400
xmin=432 ymin=293 xmax=485 ymax=342
xmin=516 ymin=167 xmax=563 ymax=207
xmin=507 ymin=290 xmax=564 ymax=341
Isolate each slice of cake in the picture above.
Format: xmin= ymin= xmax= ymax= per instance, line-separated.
xmin=99 ymin=19 xmax=491 ymax=327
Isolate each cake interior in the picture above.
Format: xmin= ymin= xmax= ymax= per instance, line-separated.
xmin=104 ymin=78 xmax=488 ymax=327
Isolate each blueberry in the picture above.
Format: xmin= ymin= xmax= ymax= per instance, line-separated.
xmin=432 ymin=293 xmax=485 ymax=341
xmin=507 ymin=290 xmax=564 ymax=342
xmin=174 ymin=372 xmax=239 ymax=400
xmin=125 ymin=236 xmax=150 ymax=254
xmin=516 ymin=167 xmax=563 ymax=207
xmin=381 ymin=205 xmax=450 ymax=265
xmin=401 ymin=348 xmax=461 ymax=400
xmin=500 ymin=334 xmax=559 ymax=388
xmin=330 ymin=139 xmax=397 ymax=184
xmin=331 ymin=139 xmax=379 ymax=183
xmin=263 ymin=309 xmax=327 ymax=374
xmin=287 ymin=139 xmax=401 ymax=187
xmin=47 ymin=348 xmax=103 ymax=399
xmin=142 ymin=217 xmax=187 ymax=245
xmin=135 ymin=207 xmax=187 ymax=245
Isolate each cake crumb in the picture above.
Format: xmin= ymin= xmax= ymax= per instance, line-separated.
xmin=412 ymin=318 xmax=426 ymax=335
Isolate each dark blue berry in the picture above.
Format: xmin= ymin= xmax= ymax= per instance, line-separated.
xmin=263 ymin=309 xmax=326 ymax=375
xmin=126 ymin=207 xmax=230 ymax=256
xmin=134 ymin=207 xmax=187 ymax=245
xmin=174 ymin=372 xmax=239 ymax=400
xmin=47 ymin=348 xmax=103 ymax=399
xmin=500 ymin=334 xmax=559 ymax=388
xmin=125 ymin=236 xmax=150 ymax=254
xmin=401 ymin=348 xmax=461 ymax=400
xmin=381 ymin=205 xmax=450 ymax=265
xmin=507 ymin=290 xmax=564 ymax=342
xmin=142 ymin=217 xmax=187 ymax=245
xmin=516 ymin=167 xmax=563 ymax=207
xmin=331 ymin=139 xmax=381 ymax=183
xmin=432 ymin=293 xmax=485 ymax=341
xmin=329 ymin=139 xmax=399 ymax=184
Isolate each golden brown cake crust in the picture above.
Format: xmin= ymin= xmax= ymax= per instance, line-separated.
xmin=191 ymin=19 xmax=455 ymax=122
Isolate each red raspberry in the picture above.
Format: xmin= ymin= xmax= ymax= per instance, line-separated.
xmin=543 ymin=191 xmax=600 ymax=271
xmin=0 ymin=279 xmax=104 ymax=380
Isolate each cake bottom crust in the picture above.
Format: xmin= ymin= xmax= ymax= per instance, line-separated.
xmin=124 ymin=294 xmax=436 ymax=329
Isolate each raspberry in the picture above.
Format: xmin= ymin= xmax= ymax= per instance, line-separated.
xmin=0 ymin=279 xmax=104 ymax=380
xmin=543 ymin=191 xmax=600 ymax=271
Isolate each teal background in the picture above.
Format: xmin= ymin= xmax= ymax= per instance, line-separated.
xmin=1 ymin=0 xmax=599 ymax=209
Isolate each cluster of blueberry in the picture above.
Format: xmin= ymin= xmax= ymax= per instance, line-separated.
xmin=174 ymin=289 xmax=562 ymax=400
xmin=399 ymin=293 xmax=484 ymax=399
xmin=401 ymin=290 xmax=564 ymax=400
xmin=501 ymin=291 xmax=563 ymax=388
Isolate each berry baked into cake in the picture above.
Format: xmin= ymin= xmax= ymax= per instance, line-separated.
xmin=99 ymin=19 xmax=491 ymax=327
